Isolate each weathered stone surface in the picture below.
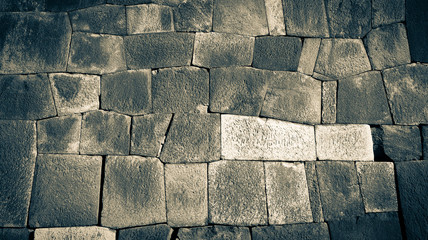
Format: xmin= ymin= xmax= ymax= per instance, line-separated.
xmin=49 ymin=73 xmax=100 ymax=115
xmin=382 ymin=64 xmax=428 ymax=124
xmin=178 ymin=226 xmax=251 ymax=240
xmin=0 ymin=12 xmax=71 ymax=74
xmin=406 ymin=0 xmax=428 ymax=62
xmin=298 ymin=38 xmax=321 ymax=75
xmin=316 ymin=125 xmax=374 ymax=161
xmin=160 ymin=113 xmax=220 ymax=163
xmin=209 ymin=161 xmax=267 ymax=225
xmin=45 ymin=0 xmax=105 ymax=11
xmin=34 ymin=227 xmax=115 ymax=240
xmin=70 ymin=5 xmax=126 ymax=35
xmin=80 ymin=110 xmax=131 ymax=155
xmin=212 ymin=0 xmax=268 ymax=36
xmin=0 ymin=74 xmax=56 ymax=120
xmin=37 ymin=115 xmax=81 ymax=154
xmin=314 ymin=39 xmax=371 ymax=79
xmin=305 ymin=162 xmax=324 ymax=222
xmin=382 ymin=125 xmax=422 ymax=161
xmin=0 ymin=121 xmax=36 ymax=227
xmin=337 ymin=71 xmax=392 ymax=124
xmin=372 ymin=0 xmax=405 ymax=27
xmin=118 ymin=225 xmax=173 ymax=240
xmin=252 ymin=223 xmax=330 ymax=240
xmin=125 ymin=33 xmax=194 ymax=69
xmin=101 ymin=70 xmax=151 ymax=115
xmin=68 ymin=32 xmax=126 ymax=74
xmin=265 ymin=0 xmax=286 ymax=35
xmin=322 ymin=81 xmax=337 ymax=124
xmin=312 ymin=72 xmax=336 ymax=81
xmin=423 ymin=126 xmax=428 ymax=160
xmin=193 ymin=33 xmax=254 ymax=68
xmin=102 ymin=156 xmax=166 ymax=228
xmin=265 ymin=162 xmax=312 ymax=224
xmin=371 ymin=126 xmax=389 ymax=161
xmin=127 ymin=4 xmax=173 ymax=34
xmin=29 ymin=154 xmax=102 ymax=227
xmin=174 ymin=0 xmax=213 ymax=32
xmin=317 ymin=161 xmax=365 ymax=220
xmin=0 ymin=228 xmax=32 ymax=240
xmin=0 ymin=0 xmax=44 ymax=11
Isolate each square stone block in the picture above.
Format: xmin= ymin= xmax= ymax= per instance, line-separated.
xmin=382 ymin=125 xmax=422 ymax=161
xmin=174 ymin=0 xmax=213 ymax=32
xmin=127 ymin=4 xmax=173 ymax=34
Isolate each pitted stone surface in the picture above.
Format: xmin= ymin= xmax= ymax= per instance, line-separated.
xmin=29 ymin=154 xmax=102 ymax=227
xmin=118 ymin=225 xmax=173 ymax=240
xmin=222 ymin=115 xmax=316 ymax=160
xmin=252 ymin=223 xmax=330 ymax=240
xmin=372 ymin=0 xmax=405 ymax=27
xmin=45 ymin=0 xmax=105 ymax=11
xmin=423 ymin=126 xmax=428 ymax=160
xmin=34 ymin=227 xmax=115 ymax=240
xmin=102 ymin=156 xmax=166 ymax=228
xmin=298 ymin=38 xmax=321 ymax=75
xmin=305 ymin=162 xmax=324 ymax=222
xmin=0 ymin=228 xmax=32 ymax=240
xmin=381 ymin=125 xmax=422 ymax=161
xmin=178 ymin=226 xmax=251 ymax=240
xmin=127 ymin=4 xmax=173 ymax=34
xmin=406 ymin=0 xmax=428 ymax=62
xmin=322 ymin=81 xmax=337 ymax=124
xmin=209 ymin=161 xmax=267 ymax=226
xmin=174 ymin=0 xmax=213 ymax=32
xmin=70 ymin=5 xmax=126 ymax=35
xmin=265 ymin=0 xmax=286 ymax=35
xmin=316 ymin=125 xmax=374 ymax=161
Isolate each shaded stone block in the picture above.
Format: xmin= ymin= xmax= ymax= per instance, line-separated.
xmin=118 ymin=225 xmax=173 ymax=240
xmin=0 ymin=74 xmax=56 ymax=120
xmin=0 ymin=0 xmax=44 ymax=11
xmin=371 ymin=126 xmax=389 ymax=161
xmin=382 ymin=125 xmax=422 ymax=161
xmin=372 ymin=0 xmax=405 ymax=28
xmin=406 ymin=0 xmax=428 ymax=62
xmin=265 ymin=0 xmax=286 ymax=35
xmin=160 ymin=113 xmax=220 ymax=163
xmin=252 ymin=223 xmax=330 ymax=240
xmin=209 ymin=161 xmax=267 ymax=225
xmin=0 ymin=228 xmax=32 ymax=240
xmin=37 ymin=115 xmax=81 ymax=154
xmin=178 ymin=226 xmax=250 ymax=240
xmin=80 ymin=110 xmax=131 ymax=155
xmin=337 ymin=71 xmax=392 ymax=124
xmin=174 ymin=0 xmax=213 ymax=32
xmin=45 ymin=0 xmax=105 ymax=11
xmin=101 ymin=156 xmax=166 ymax=228
xmin=322 ymin=81 xmax=337 ymax=124
xmin=34 ymin=227 xmax=115 ymax=240
xmin=28 ymin=154 xmax=102 ymax=227
xmin=193 ymin=32 xmax=254 ymax=68
xmin=305 ymin=162 xmax=324 ymax=222
xmin=0 ymin=121 xmax=36 ymax=227
xmin=298 ymin=38 xmax=321 ymax=75
xmin=0 ymin=12 xmax=71 ymax=74
xmin=253 ymin=36 xmax=301 ymax=71
xmin=423 ymin=126 xmax=428 ymax=160
xmin=127 ymin=4 xmax=173 ymax=34
xmin=152 ymin=66 xmax=209 ymax=113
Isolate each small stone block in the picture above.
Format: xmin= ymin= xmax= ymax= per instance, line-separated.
xmin=298 ymin=38 xmax=322 ymax=75
xmin=174 ymin=0 xmax=213 ymax=32
xmin=372 ymin=0 xmax=405 ymax=27
xmin=0 ymin=228 xmax=32 ymax=240
xmin=382 ymin=125 xmax=422 ymax=161
xmin=178 ymin=226 xmax=251 ymax=240
xmin=305 ymin=162 xmax=324 ymax=222
xmin=127 ymin=4 xmax=173 ymax=34
xmin=34 ymin=227 xmax=115 ymax=240
xmin=265 ymin=0 xmax=286 ymax=35
xmin=252 ymin=223 xmax=330 ymax=240
xmin=118 ymin=225 xmax=173 ymax=240
xmin=322 ymin=81 xmax=337 ymax=124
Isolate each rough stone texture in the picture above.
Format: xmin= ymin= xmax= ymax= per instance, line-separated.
xmin=125 ymin=33 xmax=194 ymax=69
xmin=383 ymin=64 xmax=428 ymax=124
xmin=131 ymin=114 xmax=172 ymax=157
xmin=317 ymin=161 xmax=365 ymax=220
xmin=381 ymin=125 xmax=422 ymax=161
xmin=0 ymin=121 xmax=36 ymax=227
xmin=45 ymin=0 xmax=105 ymax=11
xmin=37 ymin=115 xmax=81 ymax=154
xmin=174 ymin=0 xmax=213 ymax=32
xmin=265 ymin=162 xmax=312 ymax=224
xmin=222 ymin=115 xmax=316 ymax=160
xmin=160 ymin=113 xmax=220 ymax=163
xmin=152 ymin=67 xmax=209 ymax=113
xmin=102 ymin=156 xmax=166 ymax=228
xmin=193 ymin=32 xmax=254 ymax=68
xmin=127 ymin=4 xmax=174 ymax=34
xmin=0 ymin=12 xmax=71 ymax=74
xmin=372 ymin=0 xmax=405 ymax=27
xmin=322 ymin=81 xmax=337 ymax=124
xmin=298 ymin=38 xmax=321 ymax=75
xmin=265 ymin=0 xmax=286 ymax=35
xmin=212 ymin=0 xmax=268 ymax=36
xmin=80 ymin=110 xmax=131 ymax=155
xmin=253 ymin=36 xmax=302 ymax=71
xmin=68 ymin=32 xmax=126 ymax=75
xmin=312 ymin=72 xmax=336 ymax=81
xmin=337 ymin=71 xmax=392 ymax=124
xmin=0 ymin=0 xmax=44 ymax=11
xmin=252 ymin=223 xmax=330 ymax=240
xmin=70 ymin=5 xmax=126 ymax=35
xmin=356 ymin=162 xmax=398 ymax=213
xmin=118 ymin=225 xmax=173 ymax=240
xmin=406 ymin=0 xmax=428 ymax=62
xmin=371 ymin=126 xmax=389 ymax=161
xmin=178 ymin=226 xmax=251 ymax=240
xmin=165 ymin=164 xmax=208 ymax=227
xmin=283 ymin=0 xmax=329 ymax=37
xmin=316 ymin=125 xmax=374 ymax=161
xmin=0 ymin=74 xmax=56 ymax=120
xmin=209 ymin=161 xmax=267 ymax=226
xmin=314 ymin=39 xmax=371 ymax=79
xmin=305 ymin=162 xmax=324 ymax=222
xmin=49 ymin=73 xmax=100 ymax=115
xmin=101 ymin=70 xmax=151 ymax=115
xmin=0 ymin=228 xmax=32 ymax=240
xmin=28 ymin=154 xmax=102 ymax=227
xmin=34 ymin=227 xmax=115 ymax=240
xmin=423 ymin=126 xmax=428 ymax=160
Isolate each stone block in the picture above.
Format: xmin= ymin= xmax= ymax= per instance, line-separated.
xmin=127 ymin=4 xmax=173 ymax=34
xmin=70 ymin=5 xmax=126 ymax=35
xmin=34 ymin=227 xmax=115 ymax=240
xmin=160 ymin=113 xmax=220 ymax=163
xmin=80 ymin=110 xmax=131 ymax=155
xmin=222 ymin=115 xmax=316 ymax=160
xmin=371 ymin=126 xmax=389 ymax=161
xmin=322 ymin=81 xmax=337 ymax=124
xmin=178 ymin=226 xmax=250 ymax=240
xmin=382 ymin=125 xmax=422 ymax=161
xmin=0 ymin=228 xmax=32 ymax=240
xmin=102 ymin=156 xmax=166 ymax=228
xmin=406 ymin=0 xmax=428 ymax=62
xmin=252 ymin=223 xmax=330 ymax=240
xmin=298 ymin=38 xmax=321 ymax=75
xmin=208 ymin=161 xmax=267 ymax=225
xmin=0 ymin=0 xmax=44 ymax=11
xmin=305 ymin=162 xmax=324 ymax=222
xmin=118 ymin=225 xmax=173 ymax=240
xmin=45 ymin=0 xmax=105 ymax=11
xmin=0 ymin=12 xmax=71 ymax=74
xmin=372 ymin=0 xmax=405 ymax=27
xmin=0 ymin=74 xmax=56 ymax=120
xmin=174 ymin=0 xmax=213 ymax=32
xmin=0 ymin=121 xmax=36 ymax=227
xmin=423 ymin=126 xmax=428 ymax=160
xmin=316 ymin=125 xmax=374 ymax=161
xmin=265 ymin=0 xmax=286 ymax=35
xmin=28 ymin=154 xmax=102 ymax=227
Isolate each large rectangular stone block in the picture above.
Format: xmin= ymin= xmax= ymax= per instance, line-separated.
xmin=127 ymin=4 xmax=174 ymax=34
xmin=70 ymin=5 xmax=126 ymax=35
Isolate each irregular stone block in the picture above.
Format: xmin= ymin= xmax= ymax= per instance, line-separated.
xmin=49 ymin=73 xmax=100 ymax=115
xmin=0 ymin=0 xmax=44 ymax=11
xmin=337 ymin=71 xmax=392 ymax=124
xmin=193 ymin=32 xmax=254 ymax=68
xmin=127 ymin=4 xmax=173 ymax=34
xmin=0 ymin=74 xmax=56 ymax=120
xmin=152 ymin=66 xmax=209 ymax=113
xmin=160 ymin=113 xmax=220 ymax=163
xmin=382 ymin=125 xmax=422 ymax=161
xmin=322 ymin=81 xmax=337 ymax=124
xmin=118 ymin=225 xmax=173 ymax=240
xmin=0 ymin=12 xmax=71 ymax=74
xmin=316 ymin=125 xmax=374 ymax=161
xmin=70 ymin=5 xmax=126 ymax=35
xmin=212 ymin=0 xmax=268 ymax=36
xmin=406 ymin=0 xmax=428 ymax=62
xmin=252 ymin=223 xmax=330 ymax=240
xmin=80 ymin=110 xmax=131 ymax=155
xmin=174 ymin=0 xmax=213 ymax=32
xmin=0 ymin=228 xmax=32 ymax=240
xmin=45 ymin=0 xmax=105 ymax=11
xmin=265 ymin=0 xmax=286 ymax=35
xmin=314 ymin=39 xmax=371 ymax=79
xmin=34 ymin=227 xmax=115 ymax=240
xmin=222 ymin=115 xmax=316 ymax=160
xmin=101 ymin=156 xmax=166 ymax=228
xmin=423 ymin=126 xmax=428 ymax=160
xmin=178 ymin=226 xmax=250 ymax=240
xmin=29 ymin=154 xmax=102 ymax=227
xmin=209 ymin=161 xmax=267 ymax=225
xmin=0 ymin=121 xmax=36 ymax=227
xmin=305 ymin=162 xmax=324 ymax=222
xmin=372 ymin=0 xmax=405 ymax=27
xmin=298 ymin=38 xmax=321 ymax=75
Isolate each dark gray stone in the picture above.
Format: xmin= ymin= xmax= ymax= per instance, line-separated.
xmin=126 ymin=4 xmax=174 ymax=34
xmin=35 ymin=227 xmax=115 ymax=240
xmin=371 ymin=126 xmax=389 ymax=161
xmin=252 ymin=223 xmax=330 ymax=240
xmin=0 ymin=12 xmax=71 ymax=74
xmin=372 ymin=0 xmax=405 ymax=28
xmin=28 ymin=154 xmax=102 ymax=227
xmin=406 ymin=0 xmax=428 ymax=62
xmin=0 ymin=0 xmax=44 ymax=11
xmin=0 ymin=74 xmax=56 ymax=120
xmin=178 ymin=226 xmax=250 ymax=240
xmin=45 ymin=0 xmax=105 ymax=11
xmin=305 ymin=162 xmax=324 ymax=222
xmin=118 ymin=225 xmax=172 ymax=240
xmin=0 ymin=228 xmax=32 ymax=240
xmin=0 ymin=121 xmax=36 ymax=227
xmin=298 ymin=38 xmax=322 ymax=75
xmin=382 ymin=125 xmax=422 ymax=161
xmin=107 ymin=0 xmax=150 ymax=4
xmin=423 ymin=126 xmax=428 ymax=160
xmin=322 ymin=81 xmax=337 ymax=124
xmin=174 ymin=0 xmax=213 ymax=32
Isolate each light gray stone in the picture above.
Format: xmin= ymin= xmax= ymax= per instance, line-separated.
xmin=178 ymin=226 xmax=251 ymax=240
xmin=118 ymin=225 xmax=173 ymax=240
xmin=127 ymin=4 xmax=173 ymax=34
xmin=322 ymin=81 xmax=337 ymax=124
xmin=305 ymin=162 xmax=324 ymax=222
xmin=252 ymin=223 xmax=330 ymax=240
xmin=265 ymin=0 xmax=286 ymax=35
xmin=313 ymin=72 xmax=336 ymax=81
xmin=174 ymin=0 xmax=213 ymax=32
xmin=372 ymin=0 xmax=405 ymax=28
xmin=382 ymin=125 xmax=422 ymax=161
xmin=34 ymin=227 xmax=115 ymax=240
xmin=298 ymin=38 xmax=321 ymax=75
